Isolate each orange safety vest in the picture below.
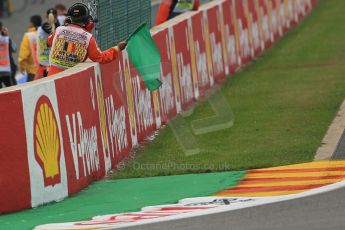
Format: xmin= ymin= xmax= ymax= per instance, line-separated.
xmin=49 ymin=25 xmax=92 ymax=69
xmin=26 ymin=31 xmax=39 ymax=67
xmin=0 ymin=35 xmax=10 ymax=73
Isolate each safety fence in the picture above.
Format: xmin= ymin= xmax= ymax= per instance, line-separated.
xmin=82 ymin=0 xmax=151 ymax=50
xmin=0 ymin=0 xmax=318 ymax=214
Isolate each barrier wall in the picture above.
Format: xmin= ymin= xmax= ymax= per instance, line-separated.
xmin=0 ymin=0 xmax=318 ymax=214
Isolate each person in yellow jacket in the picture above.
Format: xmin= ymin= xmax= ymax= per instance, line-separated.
xmin=18 ymin=15 xmax=42 ymax=82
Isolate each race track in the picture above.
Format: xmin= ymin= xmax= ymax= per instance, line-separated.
xmin=122 ymin=186 xmax=345 ymax=230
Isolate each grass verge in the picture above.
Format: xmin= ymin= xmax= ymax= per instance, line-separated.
xmin=112 ymin=0 xmax=345 ymax=179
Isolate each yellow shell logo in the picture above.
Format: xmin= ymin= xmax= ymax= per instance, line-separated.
xmin=34 ymin=96 xmax=61 ymax=187
xmin=97 ymin=79 xmax=109 ymax=153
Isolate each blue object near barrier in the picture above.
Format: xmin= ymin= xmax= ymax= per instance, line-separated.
xmin=15 ymin=72 xmax=28 ymax=84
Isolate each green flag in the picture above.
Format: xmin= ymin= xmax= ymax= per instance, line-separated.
xmin=126 ymin=24 xmax=162 ymax=91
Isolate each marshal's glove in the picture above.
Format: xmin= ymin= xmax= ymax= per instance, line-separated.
xmin=114 ymin=41 xmax=127 ymax=52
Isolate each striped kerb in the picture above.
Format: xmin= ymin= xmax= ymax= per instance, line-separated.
xmin=214 ymin=161 xmax=345 ymax=197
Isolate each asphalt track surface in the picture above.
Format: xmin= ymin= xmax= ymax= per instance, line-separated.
xmin=121 ymin=186 xmax=345 ymax=230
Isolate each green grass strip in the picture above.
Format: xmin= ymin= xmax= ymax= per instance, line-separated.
xmin=113 ymin=0 xmax=345 ymax=179
xmin=0 ymin=171 xmax=245 ymax=229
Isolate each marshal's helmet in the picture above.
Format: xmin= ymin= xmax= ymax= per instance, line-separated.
xmin=67 ymin=3 xmax=95 ymax=31
xmin=67 ymin=3 xmax=91 ymax=24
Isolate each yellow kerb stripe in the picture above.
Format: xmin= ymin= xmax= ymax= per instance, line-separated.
xmin=237 ymin=179 xmax=343 ymax=188
xmin=253 ymin=161 xmax=345 ymax=171
xmin=246 ymin=171 xmax=345 ymax=179
xmin=215 ymin=190 xmax=308 ymax=197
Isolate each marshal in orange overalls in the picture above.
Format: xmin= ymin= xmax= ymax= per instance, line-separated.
xmin=47 ymin=24 xmax=119 ymax=76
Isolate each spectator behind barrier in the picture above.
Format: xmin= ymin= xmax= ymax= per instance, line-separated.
xmin=0 ymin=0 xmax=12 ymax=18
xmin=0 ymin=21 xmax=17 ymax=88
xmin=36 ymin=8 xmax=60 ymax=79
xmin=18 ymin=15 xmax=42 ymax=82
xmin=47 ymin=3 xmax=127 ymax=76
xmin=156 ymin=0 xmax=200 ymax=25
xmin=55 ymin=3 xmax=67 ymax=26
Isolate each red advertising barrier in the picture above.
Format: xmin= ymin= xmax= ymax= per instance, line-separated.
xmin=172 ymin=19 xmax=196 ymax=110
xmin=188 ymin=11 xmax=214 ymax=95
xmin=235 ymin=0 xmax=252 ymax=65
xmin=0 ymin=91 xmax=31 ymax=213
xmin=99 ymin=60 xmax=132 ymax=163
xmin=221 ymin=0 xmax=240 ymax=74
xmin=247 ymin=0 xmax=264 ymax=57
xmin=56 ymin=67 xmax=107 ymax=194
xmin=205 ymin=5 xmax=227 ymax=82
xmin=152 ymin=29 xmax=178 ymax=124
xmin=0 ymin=0 xmax=318 ymax=214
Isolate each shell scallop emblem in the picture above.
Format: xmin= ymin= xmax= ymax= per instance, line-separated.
xmin=34 ymin=96 xmax=61 ymax=187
